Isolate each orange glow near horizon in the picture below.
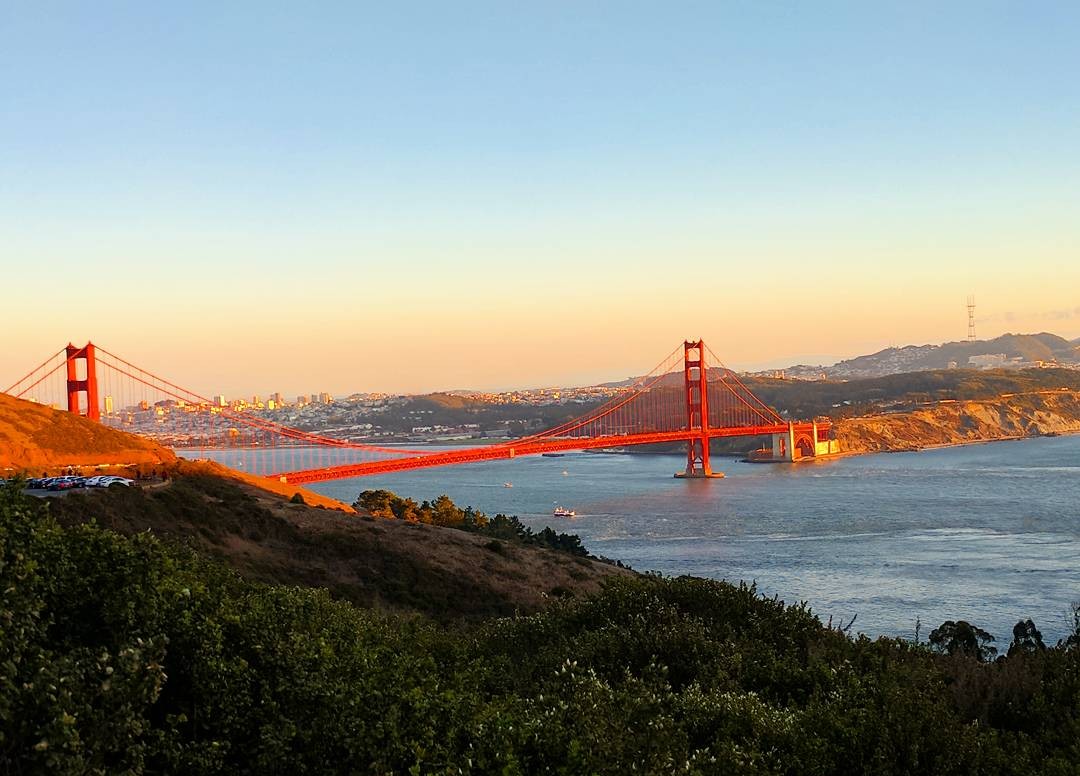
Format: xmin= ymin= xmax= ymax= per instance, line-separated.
xmin=4 ymin=277 xmax=1079 ymax=398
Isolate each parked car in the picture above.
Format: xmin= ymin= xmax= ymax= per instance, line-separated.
xmin=103 ymin=477 xmax=135 ymax=487
xmin=46 ymin=477 xmax=79 ymax=491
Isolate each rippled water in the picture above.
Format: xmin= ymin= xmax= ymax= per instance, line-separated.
xmin=189 ymin=435 xmax=1080 ymax=642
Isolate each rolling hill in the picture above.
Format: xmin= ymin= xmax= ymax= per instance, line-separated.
xmin=769 ymin=333 xmax=1080 ymax=380
xmin=0 ymin=392 xmax=176 ymax=474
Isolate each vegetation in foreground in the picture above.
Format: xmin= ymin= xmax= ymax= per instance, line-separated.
xmin=3 ymin=483 xmax=1080 ymax=774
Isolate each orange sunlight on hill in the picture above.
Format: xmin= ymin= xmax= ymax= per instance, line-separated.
xmin=0 ymin=393 xmax=351 ymax=512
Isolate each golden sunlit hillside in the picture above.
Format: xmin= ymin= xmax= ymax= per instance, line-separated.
xmin=0 ymin=392 xmax=354 ymax=510
xmin=0 ymin=393 xmax=175 ymax=473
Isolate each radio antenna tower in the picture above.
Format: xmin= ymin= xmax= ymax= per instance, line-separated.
xmin=966 ymin=296 xmax=976 ymax=342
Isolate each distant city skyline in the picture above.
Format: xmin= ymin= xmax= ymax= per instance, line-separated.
xmin=3 ymin=3 xmax=1078 ymax=395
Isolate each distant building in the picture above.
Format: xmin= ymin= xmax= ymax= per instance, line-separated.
xmin=947 ymin=361 xmax=958 ymax=369
xmin=296 ymin=395 xmax=308 ymax=406
xmin=319 ymin=392 xmax=333 ymax=404
xmin=215 ymin=395 xmax=227 ymax=407
xmin=968 ymin=354 xmax=1007 ymax=369
xmin=103 ymin=395 xmax=114 ymax=414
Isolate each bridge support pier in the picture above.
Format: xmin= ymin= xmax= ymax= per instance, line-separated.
xmin=676 ymin=340 xmax=724 ymax=479
xmin=766 ymin=423 xmax=796 ymax=462
xmin=747 ymin=420 xmax=841 ymax=463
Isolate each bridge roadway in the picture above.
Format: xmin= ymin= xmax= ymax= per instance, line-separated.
xmin=273 ymin=422 xmax=826 ymax=484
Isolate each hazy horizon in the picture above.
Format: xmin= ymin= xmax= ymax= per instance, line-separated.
xmin=8 ymin=329 xmax=1076 ymax=401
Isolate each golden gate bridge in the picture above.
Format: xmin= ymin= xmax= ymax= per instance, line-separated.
xmin=4 ymin=341 xmax=835 ymax=483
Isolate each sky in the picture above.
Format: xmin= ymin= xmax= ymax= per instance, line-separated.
xmin=2 ymin=2 xmax=1079 ymax=396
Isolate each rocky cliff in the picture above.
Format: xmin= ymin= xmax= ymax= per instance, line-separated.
xmin=836 ymin=391 xmax=1080 ymax=453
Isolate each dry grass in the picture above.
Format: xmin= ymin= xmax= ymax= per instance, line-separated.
xmin=44 ymin=473 xmax=631 ymax=620
xmin=0 ymin=393 xmax=175 ymax=473
xmin=0 ymin=393 xmax=350 ymax=510
xmin=172 ymin=458 xmax=354 ymax=512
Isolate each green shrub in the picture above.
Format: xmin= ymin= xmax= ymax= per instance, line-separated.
xmin=5 ymin=483 xmax=1080 ymax=774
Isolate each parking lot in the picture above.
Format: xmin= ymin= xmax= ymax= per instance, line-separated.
xmin=2 ymin=475 xmax=138 ymax=496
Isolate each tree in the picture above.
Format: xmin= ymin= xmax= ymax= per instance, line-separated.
xmin=353 ymin=489 xmax=396 ymax=517
xmin=462 ymin=506 xmax=489 ymax=530
xmin=430 ymin=494 xmax=464 ymax=527
xmin=1007 ymin=619 xmax=1046 ymax=657
xmin=353 ymin=489 xmax=420 ymax=521
xmin=928 ymin=620 xmax=997 ymax=661
xmin=1059 ymin=602 xmax=1080 ymax=649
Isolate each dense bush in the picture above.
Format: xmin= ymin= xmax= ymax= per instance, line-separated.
xmin=4 ymin=483 xmax=1080 ymax=774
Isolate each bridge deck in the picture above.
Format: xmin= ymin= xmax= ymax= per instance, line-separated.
xmin=274 ymin=422 xmax=826 ymax=484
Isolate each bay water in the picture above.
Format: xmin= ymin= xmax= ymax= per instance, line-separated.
xmin=188 ymin=435 xmax=1080 ymax=643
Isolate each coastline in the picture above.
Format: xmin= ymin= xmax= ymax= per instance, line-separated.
xmin=832 ymin=392 xmax=1080 ymax=458
xmin=828 ymin=430 xmax=1076 ymax=461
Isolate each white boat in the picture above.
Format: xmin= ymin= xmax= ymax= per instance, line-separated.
xmin=503 ymin=482 xmax=513 ymax=488
xmin=553 ymin=506 xmax=576 ymax=518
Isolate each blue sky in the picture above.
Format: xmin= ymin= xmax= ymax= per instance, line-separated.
xmin=2 ymin=2 xmax=1078 ymax=394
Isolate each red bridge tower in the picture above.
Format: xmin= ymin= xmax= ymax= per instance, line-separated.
xmin=676 ymin=339 xmax=722 ymax=478
xmin=65 ymin=342 xmax=100 ymax=421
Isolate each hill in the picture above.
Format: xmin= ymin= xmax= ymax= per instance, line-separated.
xmin=742 ymin=367 xmax=1080 ymax=420
xmin=0 ymin=392 xmax=351 ymax=510
xmin=0 ymin=392 xmax=176 ymax=474
xmin=769 ymin=333 xmax=1080 ymax=380
xmin=356 ymin=391 xmax=591 ymax=435
xmin=836 ymin=391 xmax=1080 ymax=452
xmin=44 ymin=474 xmax=627 ymax=619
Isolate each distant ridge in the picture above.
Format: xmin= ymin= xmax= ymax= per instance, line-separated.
xmin=760 ymin=333 xmax=1080 ymax=380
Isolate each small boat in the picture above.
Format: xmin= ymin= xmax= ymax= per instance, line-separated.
xmin=553 ymin=506 xmax=576 ymax=518
xmin=503 ymin=482 xmax=513 ymax=488
xmin=542 ymin=453 xmax=565 ymax=458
